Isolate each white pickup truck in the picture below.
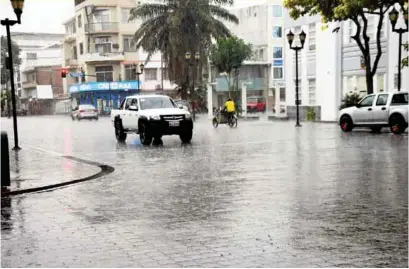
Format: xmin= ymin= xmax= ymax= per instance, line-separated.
xmin=111 ymin=95 xmax=193 ymax=145
xmin=339 ymin=91 xmax=408 ymax=134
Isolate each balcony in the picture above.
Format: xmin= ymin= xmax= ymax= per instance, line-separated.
xmin=85 ymin=22 xmax=119 ymax=34
xmin=22 ymin=81 xmax=37 ymax=89
xmin=65 ymin=32 xmax=76 ymax=42
xmin=65 ymin=58 xmax=78 ymax=67
xmin=83 ymin=51 xmax=124 ymax=63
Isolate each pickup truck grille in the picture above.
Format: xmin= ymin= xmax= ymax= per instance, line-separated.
xmin=161 ymin=115 xmax=185 ymax=121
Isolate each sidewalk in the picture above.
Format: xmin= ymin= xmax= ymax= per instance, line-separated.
xmin=5 ymin=148 xmax=102 ymax=194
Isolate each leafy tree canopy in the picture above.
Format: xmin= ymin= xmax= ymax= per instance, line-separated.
xmin=1 ymin=35 xmax=21 ymax=85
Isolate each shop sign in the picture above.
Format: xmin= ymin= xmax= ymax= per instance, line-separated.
xmin=69 ymin=81 xmax=141 ymax=93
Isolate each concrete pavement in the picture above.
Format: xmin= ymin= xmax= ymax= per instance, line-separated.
xmin=1 ymin=116 xmax=407 ymax=267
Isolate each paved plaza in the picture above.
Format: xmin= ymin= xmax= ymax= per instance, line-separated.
xmin=1 ymin=116 xmax=408 ymax=267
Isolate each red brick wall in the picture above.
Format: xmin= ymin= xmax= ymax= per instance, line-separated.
xmin=36 ymin=66 xmax=63 ymax=97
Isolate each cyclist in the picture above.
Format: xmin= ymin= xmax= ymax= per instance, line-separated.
xmin=224 ymin=98 xmax=235 ymax=123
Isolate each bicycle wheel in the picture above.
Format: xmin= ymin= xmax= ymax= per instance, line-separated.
xmin=212 ymin=117 xmax=219 ymax=128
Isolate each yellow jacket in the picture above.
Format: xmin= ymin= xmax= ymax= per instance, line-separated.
xmin=225 ymin=100 xmax=235 ymax=112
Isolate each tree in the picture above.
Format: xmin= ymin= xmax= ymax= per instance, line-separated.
xmin=1 ymin=35 xmax=22 ymax=86
xmin=209 ymin=36 xmax=252 ymax=98
xmin=129 ymin=0 xmax=239 ymax=99
xmin=284 ymin=0 xmax=407 ymax=94
xmin=403 ymin=42 xmax=408 ymax=68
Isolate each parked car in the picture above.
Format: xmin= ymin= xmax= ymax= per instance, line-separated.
xmin=247 ymin=96 xmax=266 ymax=113
xmin=71 ymin=104 xmax=99 ymax=121
xmin=111 ymin=95 xmax=193 ymax=145
xmin=339 ymin=91 xmax=408 ymax=134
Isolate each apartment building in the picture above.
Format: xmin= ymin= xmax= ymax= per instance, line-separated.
xmin=63 ymin=0 xmax=173 ymax=110
xmin=209 ymin=1 xmax=285 ymax=112
xmin=9 ymin=32 xmax=64 ymax=107
xmin=283 ymin=10 xmax=408 ymax=122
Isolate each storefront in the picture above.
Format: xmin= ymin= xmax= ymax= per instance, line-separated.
xmin=68 ymin=81 xmax=141 ymax=112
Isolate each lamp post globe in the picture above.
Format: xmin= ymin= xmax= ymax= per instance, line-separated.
xmin=286 ymin=30 xmax=295 ymax=47
xmin=389 ymin=7 xmax=399 ymax=30
xmin=185 ymin=52 xmax=191 ymax=60
xmin=10 ymin=0 xmax=24 ymax=23
xmin=299 ymin=30 xmax=307 ymax=48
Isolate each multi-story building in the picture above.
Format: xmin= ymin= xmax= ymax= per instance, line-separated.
xmin=63 ymin=0 xmax=174 ymax=111
xmin=9 ymin=32 xmax=65 ymax=108
xmin=209 ymin=1 xmax=285 ymax=112
xmin=283 ymin=11 xmax=409 ymax=122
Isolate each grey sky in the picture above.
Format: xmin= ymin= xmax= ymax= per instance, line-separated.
xmin=0 ymin=0 xmax=268 ymax=35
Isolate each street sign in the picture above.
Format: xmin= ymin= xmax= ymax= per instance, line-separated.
xmin=69 ymin=72 xmax=84 ymax=78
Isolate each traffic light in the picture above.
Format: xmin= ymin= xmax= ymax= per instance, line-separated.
xmin=61 ymin=68 xmax=67 ymax=78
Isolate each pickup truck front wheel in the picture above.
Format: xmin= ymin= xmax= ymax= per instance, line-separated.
xmin=340 ymin=115 xmax=353 ymax=132
xmin=180 ymin=129 xmax=193 ymax=143
xmin=115 ymin=127 xmax=127 ymax=142
xmin=389 ymin=114 xmax=407 ymax=135
xmin=139 ymin=123 xmax=153 ymax=146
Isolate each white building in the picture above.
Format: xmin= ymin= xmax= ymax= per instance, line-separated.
xmin=208 ymin=1 xmax=285 ymax=112
xmin=10 ymin=32 xmax=64 ymax=100
xmin=283 ymin=10 xmax=409 ymax=122
xmin=62 ymin=0 xmax=175 ymax=110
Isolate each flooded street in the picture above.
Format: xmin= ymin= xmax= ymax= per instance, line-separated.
xmin=1 ymin=116 xmax=408 ymax=267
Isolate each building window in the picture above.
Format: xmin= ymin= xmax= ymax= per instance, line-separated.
xmin=124 ymin=65 xmax=136 ymax=80
xmin=272 ymin=26 xmax=282 ymax=38
xmin=144 ymin=68 xmax=157 ymax=80
xmin=272 ymin=5 xmax=282 ymax=17
xmin=77 ymin=15 xmax=82 ymax=28
xmin=273 ymin=47 xmax=282 ymax=59
xmin=79 ymin=42 xmax=84 ymax=54
xmin=273 ymin=67 xmax=283 ymax=79
xmin=366 ymin=15 xmax=375 ymax=39
xmin=123 ymin=36 xmax=136 ymax=52
xmin=308 ymin=23 xmax=316 ymax=51
xmin=95 ymin=66 xmax=113 ymax=82
xmin=308 ymin=78 xmax=316 ymax=105
xmin=72 ymin=46 xmax=78 ymax=59
xmin=259 ymin=48 xmax=264 ymax=60
xmin=27 ymin=53 xmax=37 ymax=60
xmin=280 ymin=87 xmax=286 ymax=102
xmin=380 ymin=18 xmax=386 ymax=38
xmin=122 ymin=8 xmax=132 ymax=23
xmin=357 ymin=76 xmax=367 ymax=94
xmin=344 ymin=20 xmax=354 ymax=44
xmin=94 ymin=36 xmax=112 ymax=53
xmin=377 ymin=74 xmax=385 ymax=92
xmin=394 ymin=73 xmax=398 ymax=89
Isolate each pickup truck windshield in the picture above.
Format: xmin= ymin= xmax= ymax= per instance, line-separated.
xmin=139 ymin=97 xmax=176 ymax=110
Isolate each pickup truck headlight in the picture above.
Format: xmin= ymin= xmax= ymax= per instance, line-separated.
xmin=185 ymin=113 xmax=192 ymax=119
xmin=150 ymin=115 xmax=160 ymax=120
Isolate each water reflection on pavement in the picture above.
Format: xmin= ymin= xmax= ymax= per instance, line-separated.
xmin=1 ymin=116 xmax=407 ymax=268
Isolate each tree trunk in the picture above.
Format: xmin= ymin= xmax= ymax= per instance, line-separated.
xmin=365 ymin=66 xmax=374 ymax=94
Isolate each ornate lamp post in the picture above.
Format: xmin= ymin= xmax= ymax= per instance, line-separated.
xmin=1 ymin=0 xmax=25 ymax=150
xmin=133 ymin=63 xmax=144 ymax=92
xmin=286 ymin=29 xmax=306 ymax=127
xmin=389 ymin=6 xmax=408 ymax=91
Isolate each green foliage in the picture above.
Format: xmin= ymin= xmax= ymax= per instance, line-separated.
xmin=339 ymin=92 xmax=362 ymax=110
xmin=306 ymin=106 xmax=316 ymax=121
xmin=284 ymin=0 xmax=407 ymax=95
xmin=402 ymin=42 xmax=408 ymax=68
xmin=1 ymin=36 xmax=21 ymax=85
xmin=209 ymin=36 xmax=252 ymax=96
xmin=129 ymin=0 xmax=239 ymax=99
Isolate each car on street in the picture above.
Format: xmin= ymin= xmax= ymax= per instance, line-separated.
xmin=247 ymin=96 xmax=266 ymax=113
xmin=110 ymin=95 xmax=193 ymax=145
xmin=71 ymin=104 xmax=99 ymax=121
xmin=339 ymin=91 xmax=408 ymax=134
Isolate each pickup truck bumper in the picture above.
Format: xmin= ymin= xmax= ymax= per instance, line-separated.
xmin=148 ymin=119 xmax=193 ymax=136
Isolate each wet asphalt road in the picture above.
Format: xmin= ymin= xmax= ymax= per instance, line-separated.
xmin=1 ymin=116 xmax=408 ymax=268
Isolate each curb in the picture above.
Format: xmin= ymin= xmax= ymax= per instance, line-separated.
xmin=1 ymin=156 xmax=114 ymax=196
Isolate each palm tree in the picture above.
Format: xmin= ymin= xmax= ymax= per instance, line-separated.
xmin=129 ymin=0 xmax=239 ymax=99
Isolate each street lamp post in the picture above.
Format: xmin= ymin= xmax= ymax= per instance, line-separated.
xmin=287 ymin=29 xmax=306 ymax=127
xmin=1 ymin=0 xmax=25 ymax=150
xmin=133 ymin=63 xmax=144 ymax=92
xmin=389 ymin=6 xmax=408 ymax=92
